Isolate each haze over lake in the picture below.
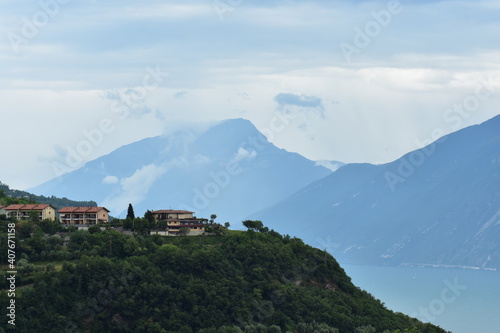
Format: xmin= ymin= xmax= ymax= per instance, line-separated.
xmin=343 ymin=264 xmax=500 ymax=333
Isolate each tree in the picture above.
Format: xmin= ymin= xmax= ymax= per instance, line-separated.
xmin=144 ymin=210 xmax=155 ymax=225
xmin=18 ymin=221 xmax=34 ymax=238
xmin=127 ymin=203 xmax=135 ymax=221
xmin=39 ymin=219 xmax=61 ymax=234
xmin=242 ymin=220 xmax=264 ymax=232
xmin=355 ymin=326 xmax=376 ymax=333
xmin=210 ymin=214 xmax=217 ymax=224
xmin=124 ymin=237 xmax=140 ymax=256
xmin=17 ymin=258 xmax=35 ymax=274
xmin=178 ymin=227 xmax=190 ymax=236
xmin=224 ymin=222 xmax=231 ymax=229
xmin=133 ymin=218 xmax=151 ymax=235
xmin=29 ymin=210 xmax=40 ymax=223
xmin=88 ymin=225 xmax=101 ymax=234
xmin=157 ymin=220 xmax=168 ymax=231
xmin=124 ymin=218 xmax=133 ymax=230
xmin=0 ymin=189 xmax=5 ymax=198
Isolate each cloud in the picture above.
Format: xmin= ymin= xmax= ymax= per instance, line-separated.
xmin=102 ymin=163 xmax=168 ymax=215
xmin=193 ymin=154 xmax=211 ymax=165
xmin=104 ymin=88 xmax=155 ymax=118
xmin=2 ymin=0 xmax=500 ymax=191
xmin=231 ymin=147 xmax=257 ymax=163
xmin=174 ymin=91 xmax=189 ymax=99
xmin=273 ymin=93 xmax=325 ymax=119
xmin=237 ymin=92 xmax=250 ymax=100
xmin=102 ymin=175 xmax=119 ymax=184
xmin=315 ymin=160 xmax=344 ymax=172
xmin=274 ymin=93 xmax=324 ymax=109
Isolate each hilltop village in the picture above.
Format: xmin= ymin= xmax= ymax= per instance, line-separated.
xmin=0 ymin=203 xmax=222 ymax=236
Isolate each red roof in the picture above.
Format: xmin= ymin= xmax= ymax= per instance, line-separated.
xmin=152 ymin=209 xmax=194 ymax=214
xmin=88 ymin=207 xmax=110 ymax=213
xmin=4 ymin=204 xmax=54 ymax=211
xmin=5 ymin=204 xmax=24 ymax=210
xmin=58 ymin=207 xmax=77 ymax=213
xmin=162 ymin=217 xmax=206 ymax=221
xmin=20 ymin=204 xmax=38 ymax=210
xmin=59 ymin=207 xmax=110 ymax=213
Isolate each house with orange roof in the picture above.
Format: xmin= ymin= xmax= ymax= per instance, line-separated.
xmin=150 ymin=209 xmax=207 ymax=236
xmin=4 ymin=204 xmax=56 ymax=221
xmin=59 ymin=207 xmax=110 ymax=225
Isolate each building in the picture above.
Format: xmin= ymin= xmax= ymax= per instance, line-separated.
xmin=4 ymin=204 xmax=56 ymax=221
xmin=152 ymin=210 xmax=196 ymax=220
xmin=150 ymin=209 xmax=207 ymax=236
xmin=59 ymin=207 xmax=110 ymax=225
xmin=0 ymin=205 xmax=6 ymax=216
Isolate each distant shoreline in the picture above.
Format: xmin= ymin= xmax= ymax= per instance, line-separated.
xmin=400 ymin=263 xmax=497 ymax=271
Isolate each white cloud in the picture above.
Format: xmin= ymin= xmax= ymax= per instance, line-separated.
xmin=315 ymin=161 xmax=344 ymax=172
xmin=274 ymin=93 xmax=323 ymax=108
xmin=193 ymin=154 xmax=212 ymax=165
xmin=102 ymin=176 xmax=119 ymax=184
xmin=94 ymin=3 xmax=211 ymax=21
xmin=231 ymin=148 xmax=257 ymax=164
xmin=102 ymin=164 xmax=168 ymax=216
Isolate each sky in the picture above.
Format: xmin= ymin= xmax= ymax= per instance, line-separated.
xmin=1 ymin=0 xmax=499 ymax=190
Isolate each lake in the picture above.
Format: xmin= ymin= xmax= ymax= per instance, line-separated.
xmin=341 ymin=264 xmax=500 ymax=333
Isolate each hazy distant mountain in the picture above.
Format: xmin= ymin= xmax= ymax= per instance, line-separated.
xmin=250 ymin=115 xmax=500 ymax=270
xmin=30 ymin=119 xmax=332 ymax=222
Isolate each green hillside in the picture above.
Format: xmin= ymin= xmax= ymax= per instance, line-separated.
xmin=0 ymin=222 xmax=448 ymax=333
xmin=0 ymin=181 xmax=96 ymax=209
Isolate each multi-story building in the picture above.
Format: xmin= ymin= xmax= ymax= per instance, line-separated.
xmin=59 ymin=207 xmax=110 ymax=225
xmin=150 ymin=209 xmax=207 ymax=236
xmin=0 ymin=205 xmax=7 ymax=216
xmin=4 ymin=204 xmax=56 ymax=221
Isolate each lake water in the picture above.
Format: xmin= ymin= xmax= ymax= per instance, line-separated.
xmin=341 ymin=264 xmax=500 ymax=333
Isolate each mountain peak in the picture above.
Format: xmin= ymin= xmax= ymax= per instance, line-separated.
xmin=30 ymin=118 xmax=332 ymax=222
xmin=203 ymin=118 xmax=263 ymax=140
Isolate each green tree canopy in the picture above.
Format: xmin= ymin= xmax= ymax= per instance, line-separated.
xmin=127 ymin=203 xmax=135 ymax=220
xmin=144 ymin=210 xmax=155 ymax=224
xmin=29 ymin=210 xmax=40 ymax=223
xmin=242 ymin=220 xmax=265 ymax=232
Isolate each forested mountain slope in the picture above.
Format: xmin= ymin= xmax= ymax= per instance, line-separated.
xmin=1 ymin=227 xmax=447 ymax=332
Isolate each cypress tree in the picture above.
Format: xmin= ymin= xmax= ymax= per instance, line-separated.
xmin=127 ymin=203 xmax=135 ymax=220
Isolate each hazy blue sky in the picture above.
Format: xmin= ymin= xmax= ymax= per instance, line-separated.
xmin=1 ymin=0 xmax=499 ymax=189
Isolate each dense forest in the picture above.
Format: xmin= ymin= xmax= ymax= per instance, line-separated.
xmin=0 ymin=214 xmax=448 ymax=333
xmin=0 ymin=182 xmax=96 ymax=209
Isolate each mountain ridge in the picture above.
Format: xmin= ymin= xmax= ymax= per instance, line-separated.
xmin=250 ymin=114 xmax=500 ymax=269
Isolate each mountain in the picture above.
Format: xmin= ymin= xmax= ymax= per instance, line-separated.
xmin=30 ymin=119 xmax=332 ymax=222
xmin=0 ymin=181 xmax=97 ymax=209
xmin=8 ymin=228 xmax=448 ymax=332
xmin=250 ymin=115 xmax=500 ymax=270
